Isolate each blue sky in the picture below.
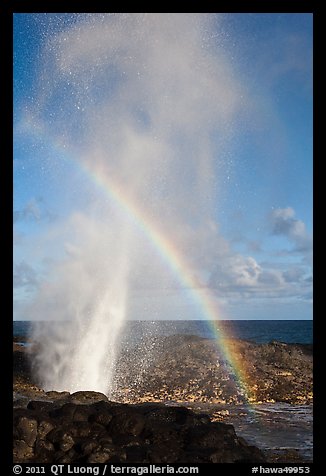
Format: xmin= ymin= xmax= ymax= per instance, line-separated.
xmin=13 ymin=13 xmax=313 ymax=321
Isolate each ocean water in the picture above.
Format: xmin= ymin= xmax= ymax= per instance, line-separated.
xmin=188 ymin=402 xmax=313 ymax=462
xmin=13 ymin=319 xmax=313 ymax=344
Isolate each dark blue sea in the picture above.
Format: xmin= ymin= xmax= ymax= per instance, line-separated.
xmin=13 ymin=319 xmax=313 ymax=344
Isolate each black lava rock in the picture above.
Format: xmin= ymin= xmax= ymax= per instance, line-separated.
xmin=13 ymin=394 xmax=266 ymax=464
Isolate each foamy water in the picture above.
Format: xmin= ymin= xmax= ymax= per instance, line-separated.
xmin=187 ymin=402 xmax=313 ymax=461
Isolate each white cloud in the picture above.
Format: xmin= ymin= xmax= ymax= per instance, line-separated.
xmin=271 ymin=207 xmax=312 ymax=253
xmin=210 ymin=253 xmax=279 ymax=293
xmin=207 ymin=234 xmax=312 ymax=301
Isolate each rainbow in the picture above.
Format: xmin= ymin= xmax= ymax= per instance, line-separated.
xmin=79 ymin=161 xmax=257 ymax=403
xmin=17 ymin=118 xmax=257 ymax=404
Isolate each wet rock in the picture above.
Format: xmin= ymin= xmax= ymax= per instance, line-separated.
xmin=90 ymin=411 xmax=113 ymax=426
xmin=69 ymin=391 xmax=108 ymax=404
xmin=143 ymin=405 xmax=192 ymax=426
xmin=50 ymin=402 xmax=79 ymax=420
xmin=13 ymin=440 xmax=34 ymax=461
xmin=46 ymin=391 xmax=70 ymax=400
xmin=186 ymin=422 xmax=236 ymax=449
xmin=46 ymin=428 xmax=75 ymax=452
xmin=98 ymin=435 xmax=114 ymax=445
xmin=37 ymin=419 xmax=55 ymax=440
xmin=80 ymin=440 xmax=99 ymax=456
xmin=111 ymin=434 xmax=141 ymax=447
xmin=16 ymin=415 xmax=38 ymax=447
xmin=27 ymin=400 xmax=56 ymax=413
xmin=13 ymin=400 xmax=267 ymax=463
xmin=147 ymin=428 xmax=183 ymax=463
xmin=109 ymin=410 xmax=145 ymax=437
xmin=87 ymin=444 xmax=117 ymax=463
xmin=35 ymin=439 xmax=54 ymax=453
xmin=126 ymin=445 xmax=149 ymax=463
xmin=147 ymin=444 xmax=181 ymax=464
xmin=54 ymin=448 xmax=78 ymax=463
xmin=73 ymin=405 xmax=93 ymax=422
xmin=265 ymin=448 xmax=312 ymax=464
xmin=14 ymin=397 xmax=30 ymax=409
xmin=88 ymin=401 xmax=114 ymax=426
xmin=89 ymin=422 xmax=108 ymax=437
xmin=59 ymin=433 xmax=75 ymax=452
xmin=70 ymin=421 xmax=92 ymax=438
xmin=34 ymin=438 xmax=55 ymax=462
xmin=209 ymin=447 xmax=245 ymax=463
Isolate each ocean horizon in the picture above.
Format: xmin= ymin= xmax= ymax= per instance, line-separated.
xmin=13 ymin=319 xmax=313 ymax=345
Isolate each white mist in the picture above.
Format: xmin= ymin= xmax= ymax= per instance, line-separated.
xmin=27 ymin=13 xmax=246 ymax=395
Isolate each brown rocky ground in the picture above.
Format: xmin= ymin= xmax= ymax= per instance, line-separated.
xmin=113 ymin=335 xmax=313 ymax=405
xmin=14 ymin=335 xmax=313 ymax=405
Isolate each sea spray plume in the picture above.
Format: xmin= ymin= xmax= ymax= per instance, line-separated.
xmin=27 ymin=13 xmax=248 ymax=394
xmin=31 ymin=214 xmax=131 ymax=394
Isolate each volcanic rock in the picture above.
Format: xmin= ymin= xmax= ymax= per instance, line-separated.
xmin=113 ymin=335 xmax=313 ymax=404
xmin=13 ymin=397 xmax=266 ymax=464
xmin=14 ymin=336 xmax=313 ymax=405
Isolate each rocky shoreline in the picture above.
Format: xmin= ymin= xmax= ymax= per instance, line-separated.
xmin=14 ymin=335 xmax=313 ymax=405
xmin=13 ymin=335 xmax=313 ymax=463
xmin=14 ymin=392 xmax=267 ymax=464
xmin=113 ymin=335 xmax=313 ymax=405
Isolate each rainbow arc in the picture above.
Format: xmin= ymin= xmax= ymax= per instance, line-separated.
xmin=18 ymin=118 xmax=258 ymax=404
